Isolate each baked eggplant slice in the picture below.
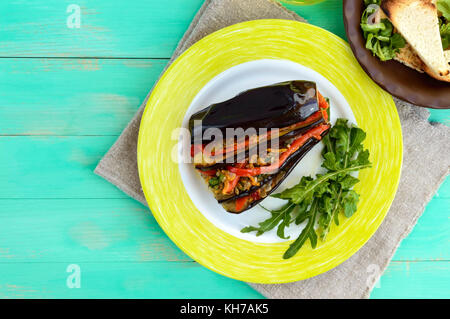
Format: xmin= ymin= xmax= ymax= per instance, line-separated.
xmin=189 ymin=80 xmax=320 ymax=142
xmin=189 ymin=80 xmax=331 ymax=213
xmin=219 ymin=129 xmax=329 ymax=213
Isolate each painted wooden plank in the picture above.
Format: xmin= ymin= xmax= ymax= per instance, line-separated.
xmin=370 ymin=261 xmax=450 ymax=299
xmin=0 ymin=0 xmax=345 ymax=58
xmin=0 ymin=261 xmax=263 ymax=299
xmin=429 ymin=109 xmax=450 ymax=125
xmin=0 ymin=195 xmax=447 ymax=263
xmin=0 ymin=199 xmax=190 ymax=262
xmin=0 ymin=0 xmax=204 ymax=58
xmin=0 ymin=58 xmax=448 ymax=137
xmin=392 ymin=194 xmax=450 ymax=261
xmin=0 ymin=58 xmax=166 ymax=136
xmin=283 ymin=0 xmax=346 ymax=39
xmin=0 ymin=136 xmax=127 ymax=198
xmin=0 ymin=261 xmax=447 ymax=298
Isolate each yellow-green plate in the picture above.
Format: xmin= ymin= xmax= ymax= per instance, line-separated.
xmin=137 ymin=20 xmax=402 ymax=283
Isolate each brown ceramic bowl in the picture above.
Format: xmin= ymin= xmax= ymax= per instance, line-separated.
xmin=343 ymin=0 xmax=450 ymax=109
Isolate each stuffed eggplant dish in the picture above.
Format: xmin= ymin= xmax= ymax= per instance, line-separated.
xmin=189 ymin=80 xmax=331 ymax=213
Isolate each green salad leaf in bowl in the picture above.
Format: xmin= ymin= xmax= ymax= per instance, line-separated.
xmin=360 ymin=0 xmax=406 ymax=61
xmin=438 ymin=0 xmax=450 ymax=49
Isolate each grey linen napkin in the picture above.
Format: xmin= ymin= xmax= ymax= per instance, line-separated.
xmin=95 ymin=0 xmax=450 ymax=298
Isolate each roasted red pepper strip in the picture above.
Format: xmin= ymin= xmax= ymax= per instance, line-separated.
xmin=317 ymin=91 xmax=329 ymax=122
xmin=226 ymin=124 xmax=330 ymax=176
xmin=235 ymin=196 xmax=248 ymax=212
xmin=212 ymin=111 xmax=324 ymax=156
xmin=235 ymin=191 xmax=261 ymax=212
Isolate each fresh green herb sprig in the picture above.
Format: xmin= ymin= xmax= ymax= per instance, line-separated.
xmin=360 ymin=0 xmax=406 ymax=61
xmin=439 ymin=17 xmax=450 ymax=50
xmin=438 ymin=0 xmax=450 ymax=50
xmin=241 ymin=119 xmax=372 ymax=259
xmin=437 ymin=0 xmax=450 ymax=21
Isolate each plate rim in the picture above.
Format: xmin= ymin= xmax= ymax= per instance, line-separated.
xmin=137 ymin=19 xmax=403 ymax=283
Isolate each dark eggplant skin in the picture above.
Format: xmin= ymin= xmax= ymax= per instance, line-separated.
xmin=220 ymin=128 xmax=330 ymax=213
xmin=189 ymin=81 xmax=318 ymax=143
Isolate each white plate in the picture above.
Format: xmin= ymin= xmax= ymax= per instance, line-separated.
xmin=179 ymin=59 xmax=356 ymax=243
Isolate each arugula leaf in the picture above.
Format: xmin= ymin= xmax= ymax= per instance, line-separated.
xmin=283 ymin=199 xmax=319 ymax=259
xmin=361 ymin=22 xmax=385 ymax=34
xmin=350 ymin=149 xmax=371 ymax=168
xmin=439 ymin=17 xmax=450 ymax=50
xmin=272 ymin=174 xmax=330 ymax=205
xmin=349 ymin=127 xmax=367 ymax=159
xmin=361 ymin=3 xmax=406 ymax=61
xmin=437 ymin=0 xmax=450 ymax=49
xmin=437 ymin=0 xmax=450 ymax=21
xmin=294 ymin=200 xmax=310 ymax=225
xmin=318 ymin=181 xmax=341 ymax=240
xmin=341 ymin=190 xmax=360 ymax=218
xmin=338 ymin=174 xmax=360 ymax=189
xmin=241 ymin=118 xmax=372 ymax=259
xmin=241 ymin=202 xmax=293 ymax=236
xmin=390 ymin=33 xmax=406 ymax=50
xmin=276 ymin=204 xmax=295 ymax=240
xmin=274 ymin=166 xmax=368 ymax=204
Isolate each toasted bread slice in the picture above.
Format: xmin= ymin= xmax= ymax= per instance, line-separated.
xmin=381 ymin=0 xmax=449 ymax=78
xmin=377 ymin=7 xmax=426 ymax=72
xmin=424 ymin=50 xmax=450 ymax=81
xmin=375 ymin=8 xmax=425 ymax=71
xmin=393 ymin=44 xmax=450 ymax=81
xmin=394 ymin=43 xmax=426 ymax=72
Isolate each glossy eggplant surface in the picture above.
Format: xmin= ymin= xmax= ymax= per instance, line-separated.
xmin=189 ymin=81 xmax=331 ymax=213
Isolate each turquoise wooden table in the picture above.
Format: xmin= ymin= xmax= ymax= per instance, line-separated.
xmin=0 ymin=0 xmax=448 ymax=298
